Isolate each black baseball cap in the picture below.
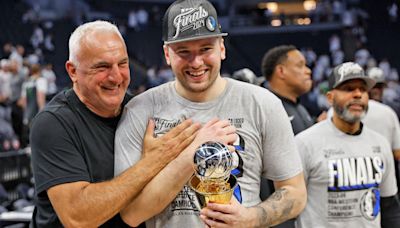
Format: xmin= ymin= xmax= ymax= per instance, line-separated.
xmin=162 ymin=0 xmax=227 ymax=44
xmin=328 ymin=62 xmax=376 ymax=90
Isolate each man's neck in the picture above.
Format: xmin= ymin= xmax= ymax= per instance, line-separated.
xmin=73 ymin=87 xmax=121 ymax=118
xmin=331 ymin=115 xmax=361 ymax=135
xmin=176 ymin=76 xmax=227 ymax=103
xmin=268 ymin=83 xmax=297 ymax=103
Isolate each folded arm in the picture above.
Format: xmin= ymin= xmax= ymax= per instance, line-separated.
xmin=47 ymin=119 xmax=199 ymax=227
xmin=120 ymin=118 xmax=237 ymax=227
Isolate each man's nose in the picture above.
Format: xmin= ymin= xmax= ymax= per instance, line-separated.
xmin=189 ymin=54 xmax=204 ymax=69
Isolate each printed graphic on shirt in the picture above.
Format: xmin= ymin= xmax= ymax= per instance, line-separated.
xmin=170 ymin=185 xmax=201 ymax=215
xmin=154 ymin=117 xmax=183 ymax=135
xmin=327 ymin=156 xmax=383 ymax=221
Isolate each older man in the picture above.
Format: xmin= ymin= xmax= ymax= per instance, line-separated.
xmin=296 ymin=62 xmax=400 ymax=227
xmin=30 ymin=20 xmax=204 ymax=227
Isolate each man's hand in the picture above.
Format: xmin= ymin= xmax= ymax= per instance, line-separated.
xmin=142 ymin=119 xmax=201 ymax=163
xmin=200 ymin=197 xmax=258 ymax=228
xmin=192 ymin=118 xmax=237 ymax=151
xmin=200 ymin=173 xmax=306 ymax=228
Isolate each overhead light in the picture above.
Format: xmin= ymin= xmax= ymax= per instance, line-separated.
xmin=258 ymin=2 xmax=278 ymax=13
xmin=266 ymin=2 xmax=278 ymax=13
xmin=271 ymin=19 xmax=282 ymax=26
xmin=303 ymin=0 xmax=316 ymax=11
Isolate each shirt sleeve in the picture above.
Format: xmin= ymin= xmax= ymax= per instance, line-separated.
xmin=114 ymin=95 xmax=152 ymax=176
xmin=30 ymin=111 xmax=91 ymax=194
xmin=295 ymin=135 xmax=311 ymax=183
xmin=36 ymin=77 xmax=47 ymax=93
xmin=380 ymin=136 xmax=398 ymax=197
xmin=389 ymin=108 xmax=400 ymax=150
xmin=262 ymin=97 xmax=303 ymax=181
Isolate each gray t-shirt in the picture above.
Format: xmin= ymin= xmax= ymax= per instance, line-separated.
xmin=114 ymin=78 xmax=302 ymax=228
xmin=327 ymin=99 xmax=400 ymax=151
xmin=295 ymin=119 xmax=398 ymax=228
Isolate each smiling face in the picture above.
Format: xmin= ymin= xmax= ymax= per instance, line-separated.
xmin=163 ymin=37 xmax=226 ymax=101
xmin=327 ymin=79 xmax=369 ymax=124
xmin=66 ymin=30 xmax=130 ymax=117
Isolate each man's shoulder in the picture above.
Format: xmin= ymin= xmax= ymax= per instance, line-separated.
xmin=227 ymin=78 xmax=281 ymax=103
xmin=125 ymin=82 xmax=172 ymax=109
xmin=33 ymin=90 xmax=75 ymax=125
xmin=369 ymin=100 xmax=398 ymax=117
xmin=296 ymin=120 xmax=329 ymax=140
xmin=363 ymin=125 xmax=390 ymax=143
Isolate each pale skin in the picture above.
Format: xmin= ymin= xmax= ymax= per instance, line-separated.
xmin=122 ymin=37 xmax=307 ymax=227
xmin=46 ymin=29 xmax=202 ymax=227
xmin=120 ymin=118 xmax=237 ymax=226
xmin=48 ymin=119 xmax=201 ymax=228
xmin=119 ymin=37 xmax=238 ymax=226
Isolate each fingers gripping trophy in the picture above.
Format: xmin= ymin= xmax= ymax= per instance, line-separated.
xmin=189 ymin=141 xmax=239 ymax=207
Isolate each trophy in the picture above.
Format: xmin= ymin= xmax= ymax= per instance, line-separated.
xmin=188 ymin=141 xmax=238 ymax=207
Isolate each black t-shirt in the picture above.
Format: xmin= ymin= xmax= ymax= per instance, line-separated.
xmin=30 ymin=89 xmax=133 ymax=228
xmin=272 ymin=92 xmax=314 ymax=135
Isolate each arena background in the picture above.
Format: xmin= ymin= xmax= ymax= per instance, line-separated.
xmin=1 ymin=0 xmax=399 ymax=227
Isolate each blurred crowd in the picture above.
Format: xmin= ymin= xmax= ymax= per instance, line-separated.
xmin=0 ymin=43 xmax=57 ymax=151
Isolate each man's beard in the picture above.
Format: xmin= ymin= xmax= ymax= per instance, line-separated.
xmin=333 ymin=100 xmax=368 ymax=124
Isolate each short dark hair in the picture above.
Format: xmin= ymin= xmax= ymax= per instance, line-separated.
xmin=261 ymin=45 xmax=297 ymax=81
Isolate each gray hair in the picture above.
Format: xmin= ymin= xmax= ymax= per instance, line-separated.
xmin=68 ymin=20 xmax=123 ymax=65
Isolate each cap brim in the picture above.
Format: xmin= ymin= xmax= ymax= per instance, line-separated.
xmin=334 ymin=76 xmax=376 ymax=91
xmin=164 ymin=33 xmax=228 ymax=44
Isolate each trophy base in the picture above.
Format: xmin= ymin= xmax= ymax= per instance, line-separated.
xmin=188 ymin=174 xmax=238 ymax=208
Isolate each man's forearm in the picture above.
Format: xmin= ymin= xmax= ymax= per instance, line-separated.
xmin=251 ymin=174 xmax=307 ymax=227
xmin=50 ymin=154 xmax=175 ymax=227
xmin=120 ymin=146 xmax=195 ymax=226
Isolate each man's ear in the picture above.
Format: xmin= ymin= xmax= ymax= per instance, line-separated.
xmin=220 ymin=38 xmax=226 ymax=60
xmin=275 ymin=64 xmax=285 ymax=79
xmin=163 ymin=45 xmax=171 ymax=66
xmin=326 ymin=90 xmax=334 ymax=106
xmin=65 ymin=61 xmax=77 ymax=83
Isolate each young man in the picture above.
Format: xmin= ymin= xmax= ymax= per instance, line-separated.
xmin=296 ymin=62 xmax=400 ymax=227
xmin=30 ymin=20 xmax=208 ymax=227
xmin=114 ymin=0 xmax=306 ymax=227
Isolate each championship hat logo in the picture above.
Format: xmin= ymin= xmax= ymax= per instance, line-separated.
xmin=205 ymin=16 xmax=216 ymax=31
xmin=173 ymin=6 xmax=209 ymax=39
xmin=162 ymin=0 xmax=227 ymax=44
xmin=337 ymin=62 xmax=363 ymax=82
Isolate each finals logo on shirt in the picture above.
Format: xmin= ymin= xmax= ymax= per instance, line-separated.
xmin=328 ymin=156 xmax=384 ymax=191
xmin=327 ymin=156 xmax=383 ymax=221
xmin=153 ymin=118 xmax=183 ymax=135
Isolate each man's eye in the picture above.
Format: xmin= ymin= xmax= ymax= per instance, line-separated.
xmin=119 ymin=62 xmax=128 ymax=67
xmin=178 ymin=50 xmax=189 ymax=55
xmin=96 ymin=66 xmax=109 ymax=71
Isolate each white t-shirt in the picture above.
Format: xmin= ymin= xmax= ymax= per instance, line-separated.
xmin=114 ymin=78 xmax=302 ymax=228
xmin=363 ymin=100 xmax=400 ymax=150
xmin=295 ymin=119 xmax=397 ymax=228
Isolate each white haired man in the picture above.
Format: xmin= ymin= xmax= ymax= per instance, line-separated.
xmin=30 ymin=20 xmax=230 ymax=227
